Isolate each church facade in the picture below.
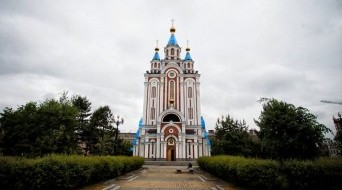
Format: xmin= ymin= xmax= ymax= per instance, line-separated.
xmin=133 ymin=24 xmax=211 ymax=161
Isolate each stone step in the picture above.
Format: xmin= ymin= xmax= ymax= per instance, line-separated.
xmin=144 ymin=161 xmax=198 ymax=166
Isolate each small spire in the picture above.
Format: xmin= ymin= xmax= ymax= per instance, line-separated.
xmin=170 ymin=18 xmax=176 ymax=33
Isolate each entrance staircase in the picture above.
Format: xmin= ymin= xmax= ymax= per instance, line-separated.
xmin=144 ymin=160 xmax=198 ymax=166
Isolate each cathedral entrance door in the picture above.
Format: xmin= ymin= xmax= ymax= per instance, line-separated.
xmin=167 ymin=147 xmax=176 ymax=161
xmin=166 ymin=138 xmax=176 ymax=161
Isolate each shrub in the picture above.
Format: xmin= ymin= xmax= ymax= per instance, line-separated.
xmin=198 ymin=156 xmax=280 ymax=189
xmin=0 ymin=155 xmax=144 ymax=190
xmin=197 ymin=156 xmax=342 ymax=190
xmin=282 ymin=158 xmax=342 ymax=190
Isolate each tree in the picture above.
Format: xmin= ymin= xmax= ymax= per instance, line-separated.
xmin=334 ymin=131 xmax=342 ymax=156
xmin=33 ymin=97 xmax=78 ymax=155
xmin=0 ymin=103 xmax=38 ymax=156
xmin=72 ymin=95 xmax=93 ymax=155
xmin=212 ymin=115 xmax=260 ymax=156
xmin=0 ymin=93 xmax=126 ymax=157
xmin=0 ymin=94 xmax=79 ymax=156
xmin=90 ymin=106 xmax=114 ymax=155
xmin=114 ymin=139 xmax=133 ymax=156
xmin=333 ymin=113 xmax=342 ymax=156
xmin=255 ymin=98 xmax=331 ymax=161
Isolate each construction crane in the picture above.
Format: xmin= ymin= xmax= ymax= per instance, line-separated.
xmin=321 ymin=100 xmax=342 ymax=105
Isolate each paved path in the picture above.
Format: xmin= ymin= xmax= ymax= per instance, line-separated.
xmin=80 ymin=165 xmax=243 ymax=190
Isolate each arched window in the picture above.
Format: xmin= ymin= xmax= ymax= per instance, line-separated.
xmin=166 ymin=49 xmax=169 ymax=56
xmin=177 ymin=49 xmax=179 ymax=57
xmin=170 ymin=80 xmax=175 ymax=100
xmin=163 ymin=114 xmax=180 ymax=122
xmin=154 ymin=62 xmax=157 ymax=68
xmin=188 ymin=87 xmax=192 ymax=98
xmin=171 ymin=48 xmax=174 ymax=55
xmin=152 ymin=87 xmax=156 ymax=98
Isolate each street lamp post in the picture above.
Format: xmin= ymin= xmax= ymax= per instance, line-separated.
xmin=113 ymin=115 xmax=124 ymax=155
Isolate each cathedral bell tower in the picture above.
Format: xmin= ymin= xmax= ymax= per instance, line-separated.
xmin=150 ymin=41 xmax=161 ymax=74
xmin=164 ymin=22 xmax=181 ymax=61
xmin=133 ymin=22 xmax=211 ymax=161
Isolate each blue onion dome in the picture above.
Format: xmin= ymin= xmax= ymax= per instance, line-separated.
xmin=185 ymin=45 xmax=192 ymax=60
xmin=152 ymin=51 xmax=160 ymax=60
xmin=185 ymin=52 xmax=192 ymax=61
xmin=152 ymin=45 xmax=160 ymax=60
xmin=168 ymin=34 xmax=178 ymax=46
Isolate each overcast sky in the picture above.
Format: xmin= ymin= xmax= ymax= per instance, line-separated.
xmin=0 ymin=0 xmax=341 ymax=136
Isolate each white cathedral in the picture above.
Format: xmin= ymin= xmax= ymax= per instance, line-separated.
xmin=133 ymin=23 xmax=211 ymax=161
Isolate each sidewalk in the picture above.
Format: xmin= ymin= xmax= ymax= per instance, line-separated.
xmin=80 ymin=165 xmax=243 ymax=190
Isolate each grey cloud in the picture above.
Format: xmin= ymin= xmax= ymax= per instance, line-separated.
xmin=0 ymin=0 xmax=341 ymax=134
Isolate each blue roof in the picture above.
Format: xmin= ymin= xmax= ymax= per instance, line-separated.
xmin=167 ymin=34 xmax=178 ymax=46
xmin=152 ymin=52 xmax=160 ymax=60
xmin=133 ymin=118 xmax=143 ymax=145
xmin=185 ymin=52 xmax=192 ymax=61
xmin=201 ymin=116 xmax=205 ymax=129
xmin=201 ymin=116 xmax=211 ymax=145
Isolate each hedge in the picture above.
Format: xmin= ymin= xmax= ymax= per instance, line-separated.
xmin=0 ymin=155 xmax=144 ymax=190
xmin=197 ymin=156 xmax=342 ymax=190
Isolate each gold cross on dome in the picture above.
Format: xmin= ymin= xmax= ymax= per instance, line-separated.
xmin=171 ymin=19 xmax=175 ymax=27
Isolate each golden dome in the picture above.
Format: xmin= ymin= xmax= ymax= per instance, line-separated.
xmin=170 ymin=26 xmax=176 ymax=33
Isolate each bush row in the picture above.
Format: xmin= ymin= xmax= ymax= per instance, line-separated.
xmin=197 ymin=156 xmax=342 ymax=190
xmin=0 ymin=155 xmax=144 ymax=190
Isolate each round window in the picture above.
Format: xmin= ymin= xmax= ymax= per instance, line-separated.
xmin=169 ymin=128 xmax=174 ymax=133
xmin=168 ymin=71 xmax=176 ymax=78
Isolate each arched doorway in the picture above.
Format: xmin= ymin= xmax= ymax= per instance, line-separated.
xmin=166 ymin=138 xmax=176 ymax=161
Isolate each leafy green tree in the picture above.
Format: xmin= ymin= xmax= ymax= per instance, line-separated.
xmin=90 ymin=106 xmax=115 ymax=155
xmin=0 ymin=122 xmax=3 ymax=154
xmin=34 ymin=97 xmax=78 ymax=155
xmin=72 ymin=95 xmax=94 ymax=155
xmin=0 ymin=103 xmax=38 ymax=156
xmin=333 ymin=113 xmax=342 ymax=156
xmin=334 ymin=131 xmax=342 ymax=156
xmin=255 ymin=98 xmax=331 ymax=161
xmin=0 ymin=92 xmax=127 ymax=157
xmin=115 ymin=139 xmax=133 ymax=156
xmin=212 ymin=115 xmax=259 ymax=156
xmin=0 ymin=94 xmax=79 ymax=156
